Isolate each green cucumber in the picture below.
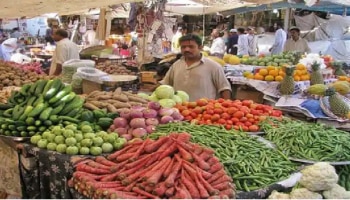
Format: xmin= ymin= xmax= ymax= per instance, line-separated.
xmin=49 ymin=85 xmax=72 ymax=104
xmin=19 ymin=84 xmax=31 ymax=96
xmin=66 ymin=108 xmax=81 ymax=118
xmin=58 ymin=116 xmax=80 ymax=124
xmin=26 ymin=96 xmax=37 ymax=106
xmin=13 ymin=107 xmax=25 ymax=121
xmin=49 ymin=115 xmax=60 ymax=124
xmin=28 ymin=131 xmax=36 ymax=136
xmin=97 ymin=117 xmax=113 ymax=129
xmin=29 ymin=81 xmax=39 ymax=95
xmin=42 ymin=80 xmax=53 ymax=94
xmin=19 ymin=106 xmax=34 ymax=121
xmin=27 ymin=126 xmax=37 ymax=131
xmin=12 ymin=130 xmax=20 ymax=137
xmin=60 ymin=92 xmax=76 ymax=103
xmin=44 ymin=120 xmax=53 ymax=126
xmin=3 ymin=108 xmax=14 ymax=118
xmin=25 ymin=117 xmax=35 ymax=125
xmin=51 ymin=103 xmax=65 ymax=115
xmin=34 ymin=80 xmax=48 ymax=96
xmin=20 ymin=131 xmax=28 ymax=137
xmin=14 ymin=121 xmax=26 ymax=126
xmin=17 ymin=126 xmax=26 ymax=131
xmin=0 ymin=103 xmax=14 ymax=110
xmin=12 ymin=105 xmax=20 ymax=119
xmin=60 ymin=97 xmax=84 ymax=115
xmin=39 ymin=107 xmax=53 ymax=121
xmin=44 ymin=79 xmax=63 ymax=100
xmin=39 ymin=126 xmax=47 ymax=132
xmin=35 ymin=120 xmax=42 ymax=126
xmin=8 ymin=125 xmax=16 ymax=131
xmin=33 ymin=95 xmax=44 ymax=107
xmin=28 ymin=103 xmax=47 ymax=117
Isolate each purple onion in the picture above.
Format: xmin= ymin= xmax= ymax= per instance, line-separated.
xmin=121 ymin=134 xmax=133 ymax=141
xmin=142 ymin=109 xmax=158 ymax=119
xmin=146 ymin=118 xmax=159 ymax=126
xmin=160 ymin=116 xmax=174 ymax=124
xmin=159 ymin=108 xmax=175 ymax=116
xmin=129 ymin=118 xmax=146 ymax=129
xmin=113 ymin=117 xmax=128 ymax=128
xmin=146 ymin=125 xmax=156 ymax=134
xmin=171 ymin=111 xmax=184 ymax=121
xmin=129 ymin=109 xmax=143 ymax=119
xmin=115 ymin=127 xmax=128 ymax=136
xmin=120 ymin=110 xmax=131 ymax=120
xmin=148 ymin=102 xmax=161 ymax=110
xmin=132 ymin=128 xmax=148 ymax=138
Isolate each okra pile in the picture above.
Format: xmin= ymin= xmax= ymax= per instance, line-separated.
xmin=152 ymin=123 xmax=298 ymax=192
xmin=261 ymin=118 xmax=350 ymax=162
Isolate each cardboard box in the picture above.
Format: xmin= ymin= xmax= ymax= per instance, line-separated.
xmin=82 ymin=79 xmax=102 ymax=94
xmin=140 ymin=71 xmax=158 ymax=84
xmin=235 ymin=85 xmax=264 ymax=103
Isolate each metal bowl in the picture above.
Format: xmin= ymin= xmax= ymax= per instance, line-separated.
xmin=101 ymin=75 xmax=138 ymax=88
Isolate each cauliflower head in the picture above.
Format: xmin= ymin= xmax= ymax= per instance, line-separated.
xmin=323 ymin=184 xmax=350 ymax=199
xmin=268 ymin=190 xmax=290 ymax=199
xmin=290 ymin=188 xmax=323 ymax=199
xmin=299 ymin=162 xmax=338 ymax=191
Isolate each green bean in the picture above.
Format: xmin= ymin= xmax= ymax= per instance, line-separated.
xmin=151 ymin=122 xmax=298 ymax=192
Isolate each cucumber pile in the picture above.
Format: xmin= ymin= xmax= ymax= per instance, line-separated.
xmin=0 ymin=79 xmax=85 ymax=137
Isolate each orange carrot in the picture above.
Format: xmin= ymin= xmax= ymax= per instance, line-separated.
xmin=124 ymin=180 xmax=138 ymax=192
xmin=174 ymin=182 xmax=191 ymax=199
xmin=165 ymin=186 xmax=175 ymax=197
xmin=147 ymin=157 xmax=171 ymax=186
xmin=176 ymin=132 xmax=191 ymax=142
xmin=110 ymin=159 xmax=128 ymax=172
xmin=191 ymin=151 xmax=210 ymax=171
xmin=181 ymin=170 xmax=200 ymax=199
xmin=143 ymin=157 xmax=170 ymax=181
xmin=199 ymin=150 xmax=212 ymax=161
xmin=208 ymin=162 xmax=224 ymax=174
xmin=76 ymin=163 xmax=111 ymax=175
xmin=86 ymin=181 xmax=122 ymax=190
xmin=163 ymin=157 xmax=174 ymax=178
xmin=196 ymin=168 xmax=219 ymax=195
xmin=182 ymin=162 xmax=197 ymax=180
xmin=177 ymin=144 xmax=194 ymax=162
xmin=165 ymin=160 xmax=182 ymax=187
xmin=109 ymin=190 xmax=141 ymax=199
xmin=144 ymin=185 xmax=155 ymax=193
xmin=175 ymin=139 xmax=194 ymax=152
xmin=87 ymin=160 xmax=111 ymax=171
xmin=95 ymin=156 xmax=118 ymax=167
xmin=207 ymin=156 xmax=220 ymax=166
xmin=207 ymin=169 xmax=227 ymax=183
xmin=153 ymin=182 xmax=167 ymax=196
xmin=122 ymin=160 xmax=160 ymax=185
xmin=196 ymin=166 xmax=212 ymax=180
xmin=158 ymin=142 xmax=178 ymax=160
xmin=145 ymin=152 xmax=160 ymax=167
xmin=158 ymin=138 xmax=174 ymax=152
xmin=194 ymin=172 xmax=209 ymax=198
xmin=219 ymin=188 xmax=235 ymax=198
xmin=107 ymin=145 xmax=134 ymax=160
xmin=192 ymin=144 xmax=204 ymax=155
xmin=132 ymin=187 xmax=159 ymax=199
xmin=117 ymin=159 xmax=147 ymax=180
xmin=212 ymin=182 xmax=231 ymax=191
xmin=130 ymin=139 xmax=150 ymax=161
xmin=100 ymin=170 xmax=126 ymax=182
xmin=144 ymin=137 xmax=169 ymax=153
xmin=125 ymin=153 xmax=153 ymax=169
xmin=73 ymin=171 xmax=104 ymax=181
xmin=211 ymin=175 xmax=232 ymax=185
xmin=116 ymin=152 xmax=137 ymax=162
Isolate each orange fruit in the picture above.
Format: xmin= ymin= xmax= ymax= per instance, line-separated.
xmin=267 ymin=66 xmax=276 ymax=71
xmin=278 ymin=70 xmax=286 ymax=77
xmin=246 ymin=74 xmax=254 ymax=79
xmin=254 ymin=74 xmax=264 ymax=80
xmin=258 ymin=69 xmax=268 ymax=76
xmin=294 ymin=75 xmax=301 ymax=81
xmin=301 ymin=69 xmax=308 ymax=75
xmin=301 ymin=74 xmax=309 ymax=81
xmin=294 ymin=70 xmax=303 ymax=76
xmin=269 ymin=70 xmax=279 ymax=77
xmin=265 ymin=75 xmax=274 ymax=81
xmin=338 ymin=76 xmax=348 ymax=81
xmin=347 ymin=77 xmax=350 ymax=82
xmin=275 ymin=75 xmax=284 ymax=82
xmin=296 ymin=63 xmax=306 ymax=70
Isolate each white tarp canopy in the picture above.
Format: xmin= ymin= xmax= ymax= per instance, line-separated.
xmin=0 ymin=0 xmax=143 ymax=18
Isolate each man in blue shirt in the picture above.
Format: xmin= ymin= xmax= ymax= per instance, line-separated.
xmin=227 ymin=29 xmax=238 ymax=55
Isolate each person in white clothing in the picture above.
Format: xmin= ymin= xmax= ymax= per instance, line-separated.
xmin=171 ymin=27 xmax=187 ymax=53
xmin=210 ymin=29 xmax=225 ymax=58
xmin=247 ymin=27 xmax=259 ymax=56
xmin=0 ymin=38 xmax=18 ymax=61
xmin=83 ymin=25 xmax=98 ymax=47
xmin=50 ymin=29 xmax=80 ymax=76
xmin=237 ymin=28 xmax=249 ymax=56
xmin=269 ymin=22 xmax=287 ymax=55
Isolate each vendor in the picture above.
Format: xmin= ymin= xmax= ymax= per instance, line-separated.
xmin=210 ymin=29 xmax=226 ymax=58
xmin=49 ymin=29 xmax=80 ymax=76
xmin=0 ymin=38 xmax=18 ymax=61
xmin=284 ymin=26 xmax=311 ymax=54
xmin=83 ymin=25 xmax=98 ymax=47
xmin=161 ymin=34 xmax=232 ymax=101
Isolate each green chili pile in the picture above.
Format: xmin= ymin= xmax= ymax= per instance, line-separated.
xmin=150 ymin=122 xmax=298 ymax=192
xmin=261 ymin=118 xmax=350 ymax=162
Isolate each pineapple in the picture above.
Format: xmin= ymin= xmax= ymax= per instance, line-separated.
xmin=332 ymin=62 xmax=346 ymax=76
xmin=279 ymin=66 xmax=295 ymax=95
xmin=310 ymin=62 xmax=324 ymax=85
xmin=325 ymin=87 xmax=350 ymax=118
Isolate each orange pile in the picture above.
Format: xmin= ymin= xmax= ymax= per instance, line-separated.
xmin=246 ymin=64 xmax=310 ymax=82
xmin=338 ymin=76 xmax=350 ymax=82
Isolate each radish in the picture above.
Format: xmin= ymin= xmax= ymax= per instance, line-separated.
xmin=113 ymin=117 xmax=128 ymax=128
xmin=121 ymin=134 xmax=133 ymax=141
xmin=148 ymin=102 xmax=161 ymax=110
xmin=130 ymin=118 xmax=146 ymax=129
xmin=160 ymin=116 xmax=174 ymax=124
xmin=129 ymin=109 xmax=143 ymax=119
xmin=146 ymin=118 xmax=159 ymax=126
xmin=159 ymin=108 xmax=175 ymax=116
xmin=142 ymin=109 xmax=158 ymax=118
xmin=115 ymin=127 xmax=128 ymax=136
xmin=146 ymin=125 xmax=156 ymax=134
xmin=132 ymin=128 xmax=148 ymax=138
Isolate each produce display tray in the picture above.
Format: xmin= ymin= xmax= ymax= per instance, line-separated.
xmin=319 ymin=96 xmax=350 ymax=122
xmin=0 ymin=135 xmax=30 ymax=142
xmin=288 ymin=157 xmax=350 ymax=166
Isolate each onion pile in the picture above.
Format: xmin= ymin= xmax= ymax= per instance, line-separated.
xmin=109 ymin=102 xmax=184 ymax=140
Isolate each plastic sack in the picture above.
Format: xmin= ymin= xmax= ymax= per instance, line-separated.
xmin=62 ymin=59 xmax=95 ymax=84
xmin=71 ymin=67 xmax=107 ymax=93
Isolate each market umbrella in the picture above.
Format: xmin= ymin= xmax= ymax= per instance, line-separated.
xmin=96 ymin=8 xmax=107 ymax=41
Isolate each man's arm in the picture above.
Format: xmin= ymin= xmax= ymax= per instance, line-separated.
xmin=53 ymin=63 xmax=63 ymax=76
xmin=220 ymin=90 xmax=231 ymax=99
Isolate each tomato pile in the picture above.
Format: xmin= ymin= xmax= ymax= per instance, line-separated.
xmin=175 ymin=99 xmax=283 ymax=132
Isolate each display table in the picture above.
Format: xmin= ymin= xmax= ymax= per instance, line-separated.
xmin=17 ymin=143 xmax=88 ymax=199
xmin=0 ymin=138 xmax=21 ymax=198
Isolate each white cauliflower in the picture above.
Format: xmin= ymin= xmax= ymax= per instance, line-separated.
xmin=299 ymin=162 xmax=338 ymax=191
xmin=268 ymin=190 xmax=290 ymax=199
xmin=290 ymin=188 xmax=323 ymax=199
xmin=323 ymin=184 xmax=350 ymax=199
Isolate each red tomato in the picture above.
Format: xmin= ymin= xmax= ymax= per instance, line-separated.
xmin=211 ymin=114 xmax=220 ymax=122
xmin=193 ymin=107 xmax=203 ymax=114
xmin=248 ymin=125 xmax=259 ymax=132
xmin=250 ymin=109 xmax=259 ymax=115
xmin=221 ymin=101 xmax=231 ymax=108
xmin=248 ymin=118 xmax=256 ymax=123
xmin=240 ymin=117 xmax=248 ymax=122
xmin=259 ymin=116 xmax=267 ymax=121
xmin=256 ymin=104 xmax=264 ymax=110
xmin=226 ymin=120 xmax=233 ymax=125
xmin=225 ymin=124 xmax=232 ymax=130
xmin=245 ymin=121 xmax=252 ymax=127
xmin=221 ymin=113 xmax=231 ymax=120
xmin=214 ymin=108 xmax=223 ymax=114
xmin=190 ymin=112 xmax=197 ymax=118
xmin=236 ymin=122 xmax=245 ymax=127
xmin=233 ymin=111 xmax=244 ymax=119
xmin=181 ymin=110 xmax=191 ymax=117
xmin=203 ymin=114 xmax=211 ymax=120
xmin=240 ymin=106 xmax=251 ymax=114
xmin=246 ymin=113 xmax=254 ymax=119
xmin=242 ymin=126 xmax=249 ymax=132
xmin=249 ymin=103 xmax=257 ymax=109
xmin=218 ymin=119 xmax=226 ymax=125
xmin=271 ymin=110 xmax=282 ymax=117
xmin=184 ymin=116 xmax=193 ymax=121
xmin=231 ymin=117 xmax=240 ymax=124
xmin=242 ymin=100 xmax=253 ymax=107
xmin=227 ymin=107 xmax=238 ymax=115
xmin=217 ymin=98 xmax=225 ymax=103
xmin=196 ymin=98 xmax=209 ymax=107
xmin=233 ymin=125 xmax=240 ymax=130
xmin=205 ymin=120 xmax=212 ymax=124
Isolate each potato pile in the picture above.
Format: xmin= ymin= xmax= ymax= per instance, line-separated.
xmin=0 ymin=86 xmax=21 ymax=103
xmin=84 ymin=87 xmax=148 ymax=112
xmin=96 ymin=62 xmax=137 ymax=75
xmin=0 ymin=62 xmax=52 ymax=89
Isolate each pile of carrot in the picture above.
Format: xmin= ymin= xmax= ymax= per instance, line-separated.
xmin=68 ymin=132 xmax=235 ymax=199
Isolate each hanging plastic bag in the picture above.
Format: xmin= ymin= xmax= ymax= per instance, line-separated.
xmin=62 ymin=59 xmax=95 ymax=84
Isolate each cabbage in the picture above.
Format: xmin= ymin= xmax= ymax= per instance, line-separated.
xmin=137 ymin=92 xmax=149 ymax=99
xmin=176 ymin=90 xmax=189 ymax=102
xmin=148 ymin=92 xmax=159 ymax=102
xmin=172 ymin=95 xmax=182 ymax=104
xmin=159 ymin=99 xmax=176 ymax=108
xmin=155 ymin=85 xmax=175 ymax=99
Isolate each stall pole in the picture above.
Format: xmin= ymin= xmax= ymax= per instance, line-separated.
xmin=202 ymin=14 xmax=205 ymax=45
xmin=284 ymin=8 xmax=291 ymax=31
xmin=343 ymin=6 xmax=347 ymax=17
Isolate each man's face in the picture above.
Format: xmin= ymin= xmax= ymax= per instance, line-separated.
xmin=290 ymin=30 xmax=300 ymax=39
xmin=180 ymin=40 xmax=201 ymax=59
xmin=52 ymin=32 xmax=61 ymax=42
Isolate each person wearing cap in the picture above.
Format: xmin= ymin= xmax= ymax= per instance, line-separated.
xmin=227 ymin=29 xmax=239 ymax=55
xmin=210 ymin=29 xmax=226 ymax=58
xmin=247 ymin=27 xmax=259 ymax=56
xmin=284 ymin=26 xmax=310 ymax=53
xmin=237 ymin=28 xmax=249 ymax=56
xmin=0 ymin=38 xmax=18 ymax=61
xmin=269 ymin=22 xmax=287 ymax=55
xmin=171 ymin=27 xmax=187 ymax=53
